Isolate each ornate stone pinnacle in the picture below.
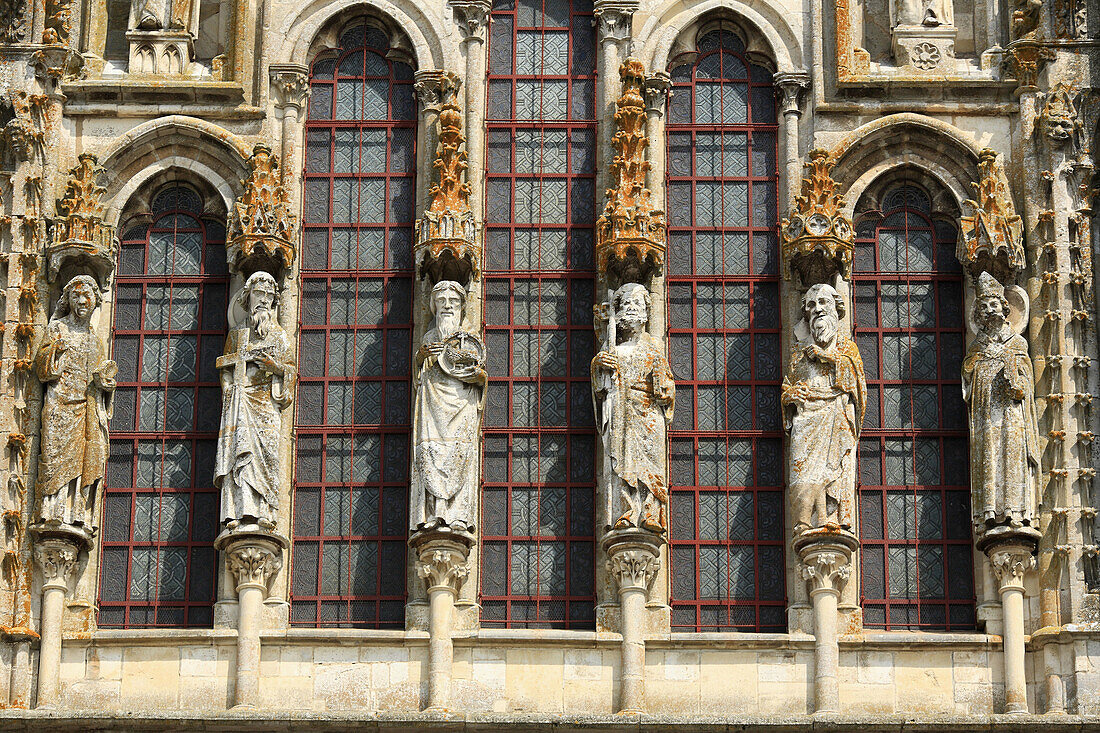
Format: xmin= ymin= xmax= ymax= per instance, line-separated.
xmin=33 ymin=540 xmax=78 ymax=589
xmin=226 ymin=544 xmax=283 ymax=591
xmin=800 ymin=551 xmax=852 ymax=595
xmin=227 ymin=143 xmax=298 ymax=276
xmin=596 ymin=58 xmax=667 ymax=286
xmin=415 ymin=547 xmax=470 ymax=594
xmin=780 ymin=148 xmax=854 ymax=285
xmin=48 ymin=152 xmax=116 ymax=286
xmin=959 ymin=148 xmax=1024 ymax=282
xmin=606 ymin=549 xmax=660 ymax=592
xmin=269 ymin=65 xmax=310 ymax=111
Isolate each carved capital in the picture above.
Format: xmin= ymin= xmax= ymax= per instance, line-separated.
xmin=594 ymin=0 xmax=637 ymax=43
xmin=416 ymin=548 xmax=470 ymax=595
xmin=607 ymin=549 xmax=660 ymax=592
xmin=643 ymin=72 xmax=671 ymax=116
xmin=794 ymin=529 xmax=858 ymax=597
xmin=989 ymin=548 xmax=1034 ymax=590
xmin=414 ymin=70 xmax=461 ymax=112
xmin=33 ymin=540 xmax=78 ymax=590
xmin=450 ymin=0 xmax=491 ymax=40
xmin=773 ymin=71 xmax=810 ymax=116
xmin=269 ymin=64 xmax=310 ymax=111
xmin=226 ymin=544 xmax=283 ymax=591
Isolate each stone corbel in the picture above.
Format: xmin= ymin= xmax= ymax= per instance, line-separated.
xmin=780 ymin=148 xmax=854 ymax=287
xmin=47 ymin=152 xmax=116 ymax=288
xmin=226 ymin=144 xmax=298 ymax=280
xmin=959 ymin=149 xmax=1024 ymax=282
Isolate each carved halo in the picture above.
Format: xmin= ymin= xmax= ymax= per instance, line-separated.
xmin=227 ymin=272 xmax=279 ymax=330
xmin=966 ymin=283 xmax=1028 ymax=336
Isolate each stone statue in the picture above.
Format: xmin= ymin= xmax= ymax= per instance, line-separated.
xmin=782 ymin=283 xmax=866 ymax=535
xmin=35 ymin=275 xmax=116 ymax=528
xmin=592 ymin=283 xmax=675 ymax=533
xmin=962 ymin=272 xmax=1038 ymax=530
xmin=129 ymin=0 xmax=196 ymax=33
xmin=892 ymin=0 xmax=953 ymax=26
xmin=410 ymin=280 xmax=487 ymax=533
xmin=215 ymin=271 xmax=296 ymax=530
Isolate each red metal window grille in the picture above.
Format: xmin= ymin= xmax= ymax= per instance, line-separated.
xmin=852 ymin=184 xmax=975 ymax=630
xmin=290 ymin=23 xmax=416 ymax=627
xmin=480 ymin=0 xmax=598 ymax=629
xmin=100 ymin=185 xmax=227 ymax=628
xmin=665 ymin=28 xmax=786 ymax=632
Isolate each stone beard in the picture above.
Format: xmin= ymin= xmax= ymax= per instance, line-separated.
xmin=962 ymin=273 xmax=1038 ymax=529
xmin=410 ymin=280 xmax=486 ymax=533
xmin=592 ymin=283 xmax=675 ymax=533
xmin=781 ymin=283 xmax=866 ymax=535
xmin=36 ymin=275 xmax=116 ymax=527
xmin=215 ymin=272 xmax=296 ymax=529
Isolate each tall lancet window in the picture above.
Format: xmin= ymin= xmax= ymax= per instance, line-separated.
xmin=665 ymin=28 xmax=786 ymax=632
xmin=291 ymin=23 xmax=416 ymax=627
xmin=100 ymin=185 xmax=227 ymax=627
xmin=481 ymin=0 xmax=598 ymax=628
xmin=852 ymin=183 xmax=975 ymax=630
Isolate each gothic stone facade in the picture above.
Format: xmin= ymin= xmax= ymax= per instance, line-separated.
xmin=0 ymin=0 xmax=1097 ymax=727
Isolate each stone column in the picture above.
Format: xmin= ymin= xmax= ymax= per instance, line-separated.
xmin=794 ymin=529 xmax=856 ymax=715
xmin=603 ymin=529 xmax=661 ymax=714
xmin=269 ymin=65 xmax=311 ymax=199
xmin=593 ymin=1 xmax=636 ymax=206
xmin=450 ymin=0 xmax=490 ymax=220
xmin=772 ymin=71 xmax=810 ymax=210
xmin=643 ymin=72 xmax=671 ymax=346
xmin=413 ymin=71 xmax=454 ymax=219
xmin=410 ymin=528 xmax=473 ymax=711
xmin=30 ymin=530 xmax=85 ymax=708
xmin=216 ymin=531 xmax=286 ymax=709
xmin=980 ymin=528 xmax=1041 ymax=714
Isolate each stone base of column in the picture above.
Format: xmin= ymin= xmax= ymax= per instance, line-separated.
xmin=215 ymin=526 xmax=288 ymax=711
xmin=409 ymin=524 xmax=474 ymax=712
xmin=602 ymin=527 xmax=663 ymax=715
xmin=977 ymin=525 xmax=1041 ymax=715
xmin=794 ymin=526 xmax=858 ymax=716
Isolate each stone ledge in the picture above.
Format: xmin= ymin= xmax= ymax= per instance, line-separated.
xmin=0 ymin=711 xmax=1095 ymax=731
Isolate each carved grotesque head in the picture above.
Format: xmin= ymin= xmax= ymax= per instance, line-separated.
xmin=974 ymin=271 xmax=1009 ymax=333
xmin=431 ymin=280 xmax=467 ymax=338
xmin=802 ymin=283 xmax=844 ymax=347
xmin=614 ymin=282 xmax=650 ymax=333
xmin=57 ymin=274 xmax=101 ymax=323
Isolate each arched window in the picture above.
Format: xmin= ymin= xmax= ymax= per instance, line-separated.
xmin=291 ymin=23 xmax=416 ymax=627
xmin=665 ymin=28 xmax=785 ymax=632
xmin=481 ymin=0 xmax=597 ymax=628
xmin=100 ymin=184 xmax=228 ymax=627
xmin=852 ymin=183 xmax=975 ymax=630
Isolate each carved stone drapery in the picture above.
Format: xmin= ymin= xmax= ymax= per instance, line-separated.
xmin=48 ymin=153 xmax=116 ymax=287
xmin=596 ymin=58 xmax=666 ymax=287
xmin=227 ymin=144 xmax=298 ymax=277
xmin=780 ymin=149 xmax=854 ymax=285
xmin=959 ymin=149 xmax=1024 ymax=282
xmin=415 ymin=79 xmax=479 ymax=285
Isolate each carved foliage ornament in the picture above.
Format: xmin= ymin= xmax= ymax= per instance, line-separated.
xmin=1002 ymin=43 xmax=1055 ymax=92
xmin=50 ymin=153 xmax=116 ymax=285
xmin=959 ymin=149 xmax=1024 ymax=281
xmin=226 ymin=544 xmax=283 ymax=590
xmin=606 ymin=549 xmax=660 ymax=591
xmin=415 ymin=74 xmax=479 ymax=285
xmin=1052 ymin=0 xmax=1088 ymax=39
xmin=416 ymin=547 xmax=470 ymax=593
xmin=42 ymin=0 xmax=72 ymax=44
xmin=0 ymin=0 xmax=26 ymax=42
xmin=596 ymin=58 xmax=666 ymax=285
xmin=228 ymin=144 xmax=298 ymax=275
xmin=33 ymin=542 xmax=77 ymax=586
xmin=800 ymin=551 xmax=852 ymax=595
xmin=781 ymin=149 xmax=854 ymax=285
xmin=989 ymin=548 xmax=1035 ymax=588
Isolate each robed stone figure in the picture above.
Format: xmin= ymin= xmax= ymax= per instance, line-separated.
xmin=782 ymin=283 xmax=866 ymax=535
xmin=36 ymin=275 xmax=116 ymax=527
xmin=962 ymin=271 xmax=1038 ymax=529
xmin=215 ymin=271 xmax=296 ymax=529
xmin=410 ymin=280 xmax=487 ymax=533
xmin=592 ymin=283 xmax=675 ymax=533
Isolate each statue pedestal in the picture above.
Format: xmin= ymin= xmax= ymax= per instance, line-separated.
xmin=602 ymin=528 xmax=663 ymax=714
xmin=29 ymin=523 xmax=92 ymax=709
xmin=126 ymin=30 xmax=195 ymax=76
xmin=409 ymin=525 xmax=474 ymax=711
xmin=891 ymin=24 xmax=957 ymax=72
xmin=793 ymin=527 xmax=858 ymax=715
xmin=214 ymin=525 xmax=287 ymax=710
xmin=977 ymin=525 xmax=1041 ymax=714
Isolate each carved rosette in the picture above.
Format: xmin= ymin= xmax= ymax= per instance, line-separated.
xmin=415 ymin=75 xmax=480 ymax=285
xmin=226 ymin=544 xmax=283 ymax=592
xmin=48 ymin=153 xmax=116 ymax=287
xmin=596 ymin=58 xmax=667 ymax=286
xmin=32 ymin=540 xmax=78 ymax=591
xmin=794 ymin=527 xmax=858 ymax=597
xmin=780 ymin=149 xmax=854 ymax=285
xmin=959 ymin=149 xmax=1024 ymax=281
xmin=227 ymin=144 xmax=298 ymax=277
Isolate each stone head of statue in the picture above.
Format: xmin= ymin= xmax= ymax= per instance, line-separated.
xmin=974 ymin=271 xmax=1010 ymax=333
xmin=56 ymin=274 xmax=101 ymax=324
xmin=240 ymin=271 xmax=279 ymax=336
xmin=431 ymin=280 xmax=467 ymax=338
xmin=614 ymin=282 xmax=650 ymax=333
xmin=802 ymin=283 xmax=844 ymax=347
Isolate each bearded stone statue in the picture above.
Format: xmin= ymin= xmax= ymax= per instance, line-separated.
xmin=36 ymin=275 xmax=116 ymax=528
xmin=592 ymin=282 xmax=676 ymax=533
xmin=962 ymin=272 xmax=1038 ymax=530
xmin=215 ymin=271 xmax=296 ymax=529
xmin=410 ymin=280 xmax=487 ymax=533
xmin=782 ymin=283 xmax=866 ymax=535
